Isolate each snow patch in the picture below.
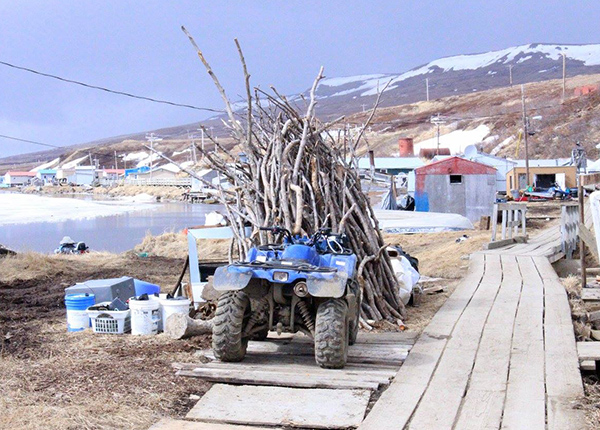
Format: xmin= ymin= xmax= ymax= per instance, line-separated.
xmin=123 ymin=151 xmax=149 ymax=162
xmin=31 ymin=158 xmax=60 ymax=172
xmin=61 ymin=155 xmax=88 ymax=169
xmin=414 ymin=125 xmax=490 ymax=155
xmin=172 ymin=148 xmax=191 ymax=156
xmin=490 ymin=136 xmax=514 ymax=156
xmin=0 ymin=194 xmax=156 ymax=226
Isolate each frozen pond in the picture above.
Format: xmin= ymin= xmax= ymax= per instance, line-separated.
xmin=0 ymin=193 xmax=223 ymax=253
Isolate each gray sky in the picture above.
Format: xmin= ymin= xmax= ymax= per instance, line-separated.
xmin=1 ymin=1 xmax=599 ymax=157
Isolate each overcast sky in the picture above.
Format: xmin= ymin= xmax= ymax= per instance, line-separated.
xmin=1 ymin=1 xmax=600 ymax=157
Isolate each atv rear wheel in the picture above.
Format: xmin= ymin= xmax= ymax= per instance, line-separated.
xmin=315 ymin=299 xmax=349 ymax=369
xmin=212 ymin=291 xmax=250 ymax=362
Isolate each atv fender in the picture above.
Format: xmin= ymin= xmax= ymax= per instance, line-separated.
xmin=306 ymin=272 xmax=348 ymax=298
xmin=213 ymin=266 xmax=252 ymax=291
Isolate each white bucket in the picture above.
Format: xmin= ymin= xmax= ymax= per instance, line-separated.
xmin=129 ymin=298 xmax=160 ymax=335
xmin=148 ymin=293 xmax=166 ymax=332
xmin=160 ymin=297 xmax=191 ymax=332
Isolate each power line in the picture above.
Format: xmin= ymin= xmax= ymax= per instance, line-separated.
xmin=0 ymin=133 xmax=61 ymax=149
xmin=0 ymin=60 xmax=224 ymax=114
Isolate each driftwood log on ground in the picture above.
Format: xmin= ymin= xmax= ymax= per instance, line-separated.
xmin=181 ymin=27 xmax=406 ymax=322
xmin=165 ymin=313 xmax=213 ymax=340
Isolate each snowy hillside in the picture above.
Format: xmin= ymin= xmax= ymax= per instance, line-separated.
xmin=316 ymin=43 xmax=600 ymax=102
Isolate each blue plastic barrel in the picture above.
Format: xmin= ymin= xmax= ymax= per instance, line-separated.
xmin=134 ymin=279 xmax=160 ymax=296
xmin=65 ymin=293 xmax=95 ymax=332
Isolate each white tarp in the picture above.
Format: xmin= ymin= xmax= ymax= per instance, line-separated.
xmin=589 ymin=191 xmax=600 ymax=259
xmin=374 ymin=209 xmax=474 ymax=233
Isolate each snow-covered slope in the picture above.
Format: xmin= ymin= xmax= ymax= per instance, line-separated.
xmin=316 ymin=43 xmax=600 ymax=102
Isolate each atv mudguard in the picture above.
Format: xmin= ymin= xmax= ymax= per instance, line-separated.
xmin=213 ymin=265 xmax=349 ymax=298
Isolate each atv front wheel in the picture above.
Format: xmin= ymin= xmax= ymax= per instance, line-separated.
xmin=212 ymin=291 xmax=250 ymax=362
xmin=315 ymin=299 xmax=349 ymax=369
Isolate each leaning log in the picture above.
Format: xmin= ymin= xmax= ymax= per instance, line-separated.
xmin=165 ymin=313 xmax=213 ymax=340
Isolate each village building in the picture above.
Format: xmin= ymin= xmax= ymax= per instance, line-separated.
xmin=35 ymin=169 xmax=57 ymax=184
xmin=73 ymin=166 xmax=98 ymax=185
xmin=357 ymin=156 xmax=424 ymax=193
xmin=414 ymin=157 xmax=497 ymax=221
xmin=506 ymin=164 xmax=577 ymax=197
xmin=3 ymin=171 xmax=36 ymax=186
xmin=55 ymin=168 xmax=76 ymax=184
xmin=100 ymin=168 xmax=125 ymax=185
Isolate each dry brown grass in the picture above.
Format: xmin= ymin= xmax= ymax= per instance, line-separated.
xmin=0 ymin=252 xmax=122 ymax=284
xmin=133 ymin=232 xmax=229 ymax=261
xmin=383 ymin=230 xmax=490 ymax=279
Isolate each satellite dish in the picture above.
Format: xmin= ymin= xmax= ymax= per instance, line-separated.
xmin=464 ymin=145 xmax=478 ymax=159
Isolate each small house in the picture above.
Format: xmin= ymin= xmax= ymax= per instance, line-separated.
xmin=357 ymin=157 xmax=424 ymax=192
xmin=3 ymin=171 xmax=36 ymax=186
xmin=101 ymin=168 xmax=125 ymax=183
xmin=415 ymin=157 xmax=497 ymax=221
xmin=35 ymin=169 xmax=57 ymax=184
xmin=74 ymin=166 xmax=97 ymax=185
xmin=56 ymin=168 xmax=76 ymax=184
xmin=463 ymin=150 xmax=517 ymax=193
xmin=506 ymin=165 xmax=577 ymax=197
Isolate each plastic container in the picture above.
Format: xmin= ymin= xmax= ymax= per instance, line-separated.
xmin=87 ymin=302 xmax=131 ymax=334
xmin=160 ymin=296 xmax=191 ymax=332
xmin=129 ymin=297 xmax=160 ymax=335
xmin=133 ymin=279 xmax=160 ymax=296
xmin=65 ymin=293 xmax=95 ymax=332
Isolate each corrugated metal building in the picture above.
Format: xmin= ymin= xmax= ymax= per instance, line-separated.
xmin=415 ymin=157 xmax=497 ymax=221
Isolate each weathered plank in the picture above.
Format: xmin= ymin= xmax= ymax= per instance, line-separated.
xmin=582 ymin=288 xmax=600 ymax=301
xmin=408 ymin=254 xmax=504 ymax=430
xmin=177 ymin=368 xmax=382 ymax=390
xmin=454 ymin=254 xmax=522 ymax=430
xmin=149 ymin=418 xmax=277 ymax=430
xmin=186 ymin=384 xmax=371 ymax=429
xmin=577 ymin=341 xmax=600 ymax=361
xmin=501 ymin=256 xmax=546 ymax=430
xmin=359 ymin=253 xmax=487 ymax=430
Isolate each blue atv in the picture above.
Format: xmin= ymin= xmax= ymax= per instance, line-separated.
xmin=212 ymin=227 xmax=360 ymax=369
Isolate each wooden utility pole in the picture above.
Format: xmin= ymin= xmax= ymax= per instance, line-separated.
xmin=114 ymin=151 xmax=118 ymax=169
xmin=426 ymin=78 xmax=430 ymax=102
xmin=579 ymin=182 xmax=586 ymax=288
xmin=521 ymin=85 xmax=530 ymax=188
xmin=562 ymin=53 xmax=567 ymax=102
xmin=431 ymin=114 xmax=446 ymax=155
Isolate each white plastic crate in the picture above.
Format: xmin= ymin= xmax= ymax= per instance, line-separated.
xmin=87 ymin=304 xmax=131 ymax=334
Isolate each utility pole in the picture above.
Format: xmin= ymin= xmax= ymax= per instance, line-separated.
xmin=146 ymin=133 xmax=163 ymax=180
xmin=430 ymin=114 xmax=446 ymax=155
xmin=426 ymin=78 xmax=430 ymax=102
xmin=88 ymin=151 xmax=93 ymax=166
xmin=563 ymin=53 xmax=567 ymax=96
xmin=521 ymin=85 xmax=530 ymax=188
xmin=114 ymin=151 xmax=118 ymax=169
xmin=508 ymin=65 xmax=513 ymax=86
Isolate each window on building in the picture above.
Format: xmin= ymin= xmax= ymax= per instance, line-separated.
xmin=450 ymin=175 xmax=462 ymax=184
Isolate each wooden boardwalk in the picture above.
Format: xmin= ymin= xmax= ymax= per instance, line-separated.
xmin=360 ymin=229 xmax=586 ymax=430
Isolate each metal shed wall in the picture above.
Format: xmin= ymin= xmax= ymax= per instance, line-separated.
xmin=414 ymin=157 xmax=497 ymax=221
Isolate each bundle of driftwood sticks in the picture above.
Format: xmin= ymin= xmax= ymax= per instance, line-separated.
xmin=181 ymin=27 xmax=406 ymax=323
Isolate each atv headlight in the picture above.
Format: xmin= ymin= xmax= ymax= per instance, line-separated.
xmin=273 ymin=271 xmax=289 ymax=282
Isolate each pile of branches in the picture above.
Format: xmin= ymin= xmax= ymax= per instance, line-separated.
xmin=181 ymin=27 xmax=406 ymax=323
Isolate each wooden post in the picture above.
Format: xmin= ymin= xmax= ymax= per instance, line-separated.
xmin=491 ymin=203 xmax=499 ymax=241
xmin=580 ymin=183 xmax=587 ymax=288
xmin=501 ymin=209 xmax=507 ymax=240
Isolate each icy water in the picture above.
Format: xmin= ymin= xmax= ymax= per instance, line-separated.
xmin=0 ymin=194 xmax=223 ymax=253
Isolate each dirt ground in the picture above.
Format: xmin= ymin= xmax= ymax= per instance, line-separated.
xmin=0 ymin=217 xmax=559 ymax=429
xmin=0 ymin=253 xmax=210 ymax=430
